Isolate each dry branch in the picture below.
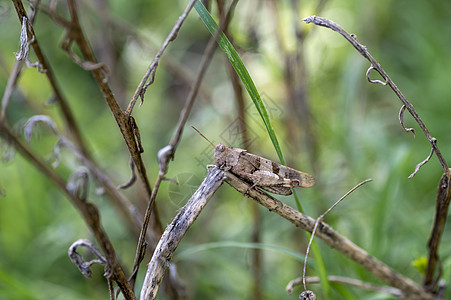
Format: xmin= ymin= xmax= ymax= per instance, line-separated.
xmin=140 ymin=168 xmax=225 ymax=300
xmin=303 ymin=15 xmax=448 ymax=175
xmin=224 ymin=171 xmax=438 ymax=300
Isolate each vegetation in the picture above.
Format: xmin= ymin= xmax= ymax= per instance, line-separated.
xmin=1 ymin=0 xmax=451 ymax=299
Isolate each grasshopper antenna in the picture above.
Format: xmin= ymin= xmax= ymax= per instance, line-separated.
xmin=191 ymin=126 xmax=215 ymax=148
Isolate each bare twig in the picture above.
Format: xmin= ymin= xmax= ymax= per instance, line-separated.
xmin=224 ymin=171 xmax=438 ymax=300
xmin=1 ymin=58 xmax=24 ymax=121
xmin=44 ymin=3 xmax=158 ymax=255
xmin=140 ymin=168 xmax=225 ymax=300
xmin=167 ymin=0 xmax=237 ymax=151
xmin=409 ymin=145 xmax=435 ymax=178
xmin=302 ymin=179 xmax=372 ymax=292
xmin=125 ymin=0 xmax=197 ymax=116
xmin=302 ymin=15 xmax=448 ymax=175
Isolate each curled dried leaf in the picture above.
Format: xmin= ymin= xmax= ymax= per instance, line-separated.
xmin=399 ymin=105 xmax=416 ymax=137
xmin=117 ymin=158 xmax=136 ymax=190
xmin=14 ymin=16 xmax=45 ymax=73
xmin=24 ymin=115 xmax=58 ymax=143
xmin=366 ymin=65 xmax=387 ymax=85
xmin=23 ymin=115 xmax=81 ymax=169
xmin=158 ymin=144 xmax=174 ymax=176
xmin=14 ymin=17 xmax=31 ymax=61
xmin=68 ymin=239 xmax=107 ymax=278
xmin=67 ymin=167 xmax=90 ymax=201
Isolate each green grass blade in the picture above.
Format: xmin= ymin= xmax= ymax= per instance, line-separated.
xmin=194 ymin=1 xmax=285 ymax=164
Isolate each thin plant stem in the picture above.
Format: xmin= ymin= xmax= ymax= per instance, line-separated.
xmin=302 ymin=179 xmax=372 ymax=292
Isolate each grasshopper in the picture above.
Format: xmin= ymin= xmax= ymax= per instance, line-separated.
xmin=193 ymin=127 xmax=315 ymax=195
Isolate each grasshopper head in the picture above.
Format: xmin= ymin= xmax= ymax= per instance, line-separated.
xmin=214 ymin=144 xmax=245 ymax=171
xmin=214 ymin=144 xmax=228 ymax=168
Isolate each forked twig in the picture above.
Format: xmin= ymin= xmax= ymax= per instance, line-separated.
xmin=303 ymin=16 xmax=448 ymax=175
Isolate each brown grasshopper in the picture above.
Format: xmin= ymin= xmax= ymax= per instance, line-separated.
xmin=193 ymin=127 xmax=315 ymax=195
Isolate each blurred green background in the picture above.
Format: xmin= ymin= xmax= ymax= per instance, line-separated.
xmin=1 ymin=0 xmax=451 ymax=299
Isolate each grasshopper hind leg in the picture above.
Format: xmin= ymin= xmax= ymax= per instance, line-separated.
xmin=244 ymin=178 xmax=261 ymax=195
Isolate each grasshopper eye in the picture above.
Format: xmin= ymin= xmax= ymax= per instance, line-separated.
xmin=217 ymin=144 xmax=225 ymax=152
